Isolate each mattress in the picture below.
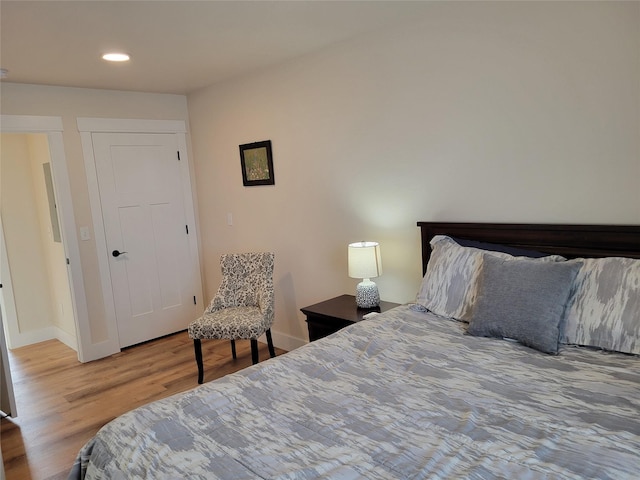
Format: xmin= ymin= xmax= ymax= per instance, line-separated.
xmin=70 ymin=305 xmax=640 ymax=479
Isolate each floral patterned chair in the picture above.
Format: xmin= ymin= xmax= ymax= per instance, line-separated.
xmin=188 ymin=252 xmax=276 ymax=383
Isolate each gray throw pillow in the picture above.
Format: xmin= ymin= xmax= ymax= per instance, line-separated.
xmin=415 ymin=236 xmax=565 ymax=322
xmin=467 ymin=255 xmax=582 ymax=354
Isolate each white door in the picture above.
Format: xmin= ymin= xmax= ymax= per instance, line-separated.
xmin=92 ymin=133 xmax=199 ymax=347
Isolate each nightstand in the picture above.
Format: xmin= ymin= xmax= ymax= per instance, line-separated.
xmin=301 ymin=294 xmax=401 ymax=342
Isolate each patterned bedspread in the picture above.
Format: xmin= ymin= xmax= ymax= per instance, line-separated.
xmin=69 ymin=305 xmax=640 ymax=479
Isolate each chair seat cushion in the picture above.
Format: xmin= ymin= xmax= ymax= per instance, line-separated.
xmin=188 ymin=306 xmax=267 ymax=340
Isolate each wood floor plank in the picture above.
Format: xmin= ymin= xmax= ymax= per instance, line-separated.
xmin=1 ymin=332 xmax=286 ymax=480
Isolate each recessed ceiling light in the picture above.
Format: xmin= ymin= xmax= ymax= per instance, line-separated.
xmin=102 ymin=53 xmax=130 ymax=62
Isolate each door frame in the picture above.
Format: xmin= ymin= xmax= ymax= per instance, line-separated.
xmin=78 ymin=118 xmax=203 ymax=352
xmin=0 ymin=115 xmax=91 ymax=361
xmin=0 ymin=216 xmax=20 ymax=348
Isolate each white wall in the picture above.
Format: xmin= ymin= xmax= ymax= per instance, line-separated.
xmin=28 ymin=134 xmax=76 ymax=345
xmin=187 ymin=1 xmax=640 ymax=347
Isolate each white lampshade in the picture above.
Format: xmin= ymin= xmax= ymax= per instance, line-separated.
xmin=348 ymin=242 xmax=382 ymax=279
xmin=348 ymin=242 xmax=382 ymax=309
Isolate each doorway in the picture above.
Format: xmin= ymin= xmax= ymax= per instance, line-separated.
xmin=0 ymin=114 xmax=91 ymax=363
xmin=0 ymin=133 xmax=76 ymax=350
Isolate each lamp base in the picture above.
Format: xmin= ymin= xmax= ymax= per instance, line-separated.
xmin=355 ymin=280 xmax=380 ymax=309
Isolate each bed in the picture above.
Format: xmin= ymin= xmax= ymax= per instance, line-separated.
xmin=69 ymin=222 xmax=640 ymax=479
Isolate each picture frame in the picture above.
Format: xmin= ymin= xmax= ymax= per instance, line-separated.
xmin=239 ymin=140 xmax=275 ymax=186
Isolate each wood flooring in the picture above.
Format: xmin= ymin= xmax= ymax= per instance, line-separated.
xmin=1 ymin=332 xmax=286 ymax=480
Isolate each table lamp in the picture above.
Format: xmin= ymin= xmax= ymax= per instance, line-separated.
xmin=348 ymin=241 xmax=382 ymax=308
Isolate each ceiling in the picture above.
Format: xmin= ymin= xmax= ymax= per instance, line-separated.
xmin=0 ymin=0 xmax=433 ymax=95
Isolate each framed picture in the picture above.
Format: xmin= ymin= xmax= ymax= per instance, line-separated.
xmin=239 ymin=140 xmax=275 ymax=186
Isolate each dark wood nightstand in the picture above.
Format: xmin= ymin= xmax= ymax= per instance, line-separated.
xmin=301 ymin=294 xmax=401 ymax=342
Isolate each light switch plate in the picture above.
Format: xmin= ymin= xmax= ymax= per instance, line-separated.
xmin=80 ymin=226 xmax=91 ymax=241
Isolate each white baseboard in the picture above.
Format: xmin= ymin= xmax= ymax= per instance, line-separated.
xmin=54 ymin=326 xmax=78 ymax=351
xmin=258 ymin=329 xmax=307 ymax=352
xmin=7 ymin=325 xmax=77 ymax=352
xmin=7 ymin=326 xmax=56 ymax=349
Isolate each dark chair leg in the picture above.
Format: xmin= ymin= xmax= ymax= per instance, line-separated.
xmin=250 ymin=339 xmax=259 ymax=365
xmin=194 ymin=339 xmax=204 ymax=384
xmin=266 ymin=329 xmax=276 ymax=358
xmin=230 ymin=339 xmax=237 ymax=359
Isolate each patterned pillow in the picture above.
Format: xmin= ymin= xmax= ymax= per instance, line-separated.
xmin=415 ymin=236 xmax=564 ymax=321
xmin=562 ymin=257 xmax=640 ymax=354
xmin=467 ymin=255 xmax=582 ymax=354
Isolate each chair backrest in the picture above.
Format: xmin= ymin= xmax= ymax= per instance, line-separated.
xmin=210 ymin=252 xmax=275 ymax=325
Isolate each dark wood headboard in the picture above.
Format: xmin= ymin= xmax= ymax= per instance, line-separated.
xmin=418 ymin=222 xmax=640 ymax=275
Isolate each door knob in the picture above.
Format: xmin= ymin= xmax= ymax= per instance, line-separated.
xmin=112 ymin=250 xmax=128 ymax=257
